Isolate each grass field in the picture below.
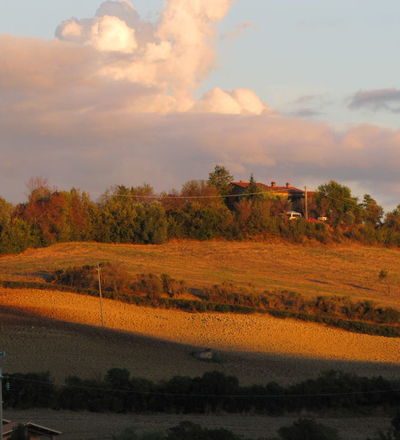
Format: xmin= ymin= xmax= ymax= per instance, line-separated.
xmin=0 ymin=240 xmax=399 ymax=308
xmin=0 ymin=240 xmax=399 ymax=389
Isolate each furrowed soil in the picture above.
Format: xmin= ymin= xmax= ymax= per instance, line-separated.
xmin=0 ymin=288 xmax=399 ymax=385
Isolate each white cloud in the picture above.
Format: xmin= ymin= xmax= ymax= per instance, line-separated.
xmin=0 ymin=0 xmax=400 ymax=209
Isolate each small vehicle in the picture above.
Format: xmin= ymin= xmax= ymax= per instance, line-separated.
xmin=286 ymin=211 xmax=302 ymax=220
xmin=317 ymin=216 xmax=328 ymax=222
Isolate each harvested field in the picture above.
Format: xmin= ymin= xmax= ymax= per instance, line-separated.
xmin=0 ymin=287 xmax=399 ymax=385
xmin=1 ymin=240 xmax=400 ymax=308
xmin=4 ymin=408 xmax=392 ymax=440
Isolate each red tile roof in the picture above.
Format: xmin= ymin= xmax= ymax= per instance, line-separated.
xmin=232 ymin=181 xmax=304 ymax=194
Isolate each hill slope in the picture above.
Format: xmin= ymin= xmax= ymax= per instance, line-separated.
xmin=0 ymin=240 xmax=399 ymax=384
xmin=0 ymin=287 xmax=399 ymax=385
xmin=0 ymin=240 xmax=399 ymax=306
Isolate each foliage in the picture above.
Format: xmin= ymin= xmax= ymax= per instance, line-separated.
xmin=361 ymin=194 xmax=384 ymax=227
xmin=314 ymin=181 xmax=360 ymax=227
xmin=1 ymin=174 xmax=400 ymax=254
xmin=4 ymin=369 xmax=400 ymax=417
xmin=208 ymin=165 xmax=234 ymax=197
xmin=278 ymin=418 xmax=340 ymax=440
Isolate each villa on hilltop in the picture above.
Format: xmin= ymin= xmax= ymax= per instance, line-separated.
xmin=231 ymin=181 xmax=311 ymax=211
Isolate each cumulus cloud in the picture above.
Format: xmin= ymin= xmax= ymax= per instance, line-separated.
xmin=1 ymin=0 xmax=400 ymax=208
xmin=193 ymin=88 xmax=272 ymax=115
xmin=54 ymin=0 xmax=257 ymax=113
xmin=349 ymin=88 xmax=400 ymax=113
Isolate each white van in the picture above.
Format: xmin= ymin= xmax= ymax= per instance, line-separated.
xmin=286 ymin=211 xmax=302 ymax=220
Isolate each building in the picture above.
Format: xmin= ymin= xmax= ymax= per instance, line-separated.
xmin=2 ymin=421 xmax=62 ymax=440
xmin=231 ymin=181 xmax=309 ymax=212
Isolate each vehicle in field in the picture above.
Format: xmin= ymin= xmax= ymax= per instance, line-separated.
xmin=286 ymin=211 xmax=302 ymax=220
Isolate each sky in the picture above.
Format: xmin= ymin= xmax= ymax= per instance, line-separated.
xmin=1 ymin=0 xmax=399 ymax=209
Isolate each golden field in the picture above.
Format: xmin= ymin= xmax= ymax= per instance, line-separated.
xmin=0 ymin=286 xmax=399 ymax=385
xmin=0 ymin=240 xmax=399 ymax=387
xmin=0 ymin=240 xmax=400 ymax=306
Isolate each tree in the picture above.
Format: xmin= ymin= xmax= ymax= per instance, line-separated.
xmin=181 ymin=180 xmax=222 ymax=208
xmin=314 ymin=181 xmax=360 ymax=227
xmin=278 ymin=418 xmax=340 ymax=440
xmin=208 ymin=165 xmax=233 ymax=196
xmin=384 ymin=205 xmax=400 ymax=232
xmin=246 ymin=174 xmax=263 ymax=199
xmin=361 ymin=194 xmax=384 ymax=227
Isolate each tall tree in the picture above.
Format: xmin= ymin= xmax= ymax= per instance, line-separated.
xmin=208 ymin=165 xmax=233 ymax=196
xmin=361 ymin=194 xmax=383 ymax=227
xmin=384 ymin=205 xmax=400 ymax=232
xmin=314 ymin=180 xmax=360 ymax=227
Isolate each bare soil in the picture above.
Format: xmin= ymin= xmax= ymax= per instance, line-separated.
xmin=0 ymin=288 xmax=399 ymax=385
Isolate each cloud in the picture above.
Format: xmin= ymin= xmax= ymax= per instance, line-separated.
xmin=285 ymin=94 xmax=331 ymax=119
xmin=54 ymin=0 xmax=245 ymax=113
xmin=288 ymin=109 xmax=323 ymax=118
xmin=221 ymin=21 xmax=254 ymax=40
xmin=349 ymin=89 xmax=400 ymax=113
xmin=0 ymin=0 xmax=400 ymax=209
xmin=193 ymin=88 xmax=273 ymax=115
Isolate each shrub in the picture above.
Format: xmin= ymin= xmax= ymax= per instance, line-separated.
xmin=278 ymin=418 xmax=340 ymax=440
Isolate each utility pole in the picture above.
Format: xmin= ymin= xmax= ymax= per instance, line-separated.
xmin=0 ymin=352 xmax=5 ymax=440
xmin=304 ymin=186 xmax=309 ymax=220
xmin=97 ymin=264 xmax=105 ymax=327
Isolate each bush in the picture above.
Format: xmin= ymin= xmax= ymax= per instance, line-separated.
xmin=278 ymin=418 xmax=340 ymax=440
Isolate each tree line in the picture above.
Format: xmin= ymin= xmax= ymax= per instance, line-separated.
xmin=4 ymin=369 xmax=400 ymax=416
xmin=1 ymin=168 xmax=400 ymax=254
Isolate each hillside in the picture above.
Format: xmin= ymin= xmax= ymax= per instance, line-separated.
xmin=0 ymin=240 xmax=399 ymax=385
xmin=0 ymin=240 xmax=399 ymax=306
xmin=1 ymin=288 xmax=399 ymax=386
xmin=0 ymin=241 xmax=400 ymax=383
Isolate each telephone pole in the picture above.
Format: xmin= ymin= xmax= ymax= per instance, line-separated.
xmin=0 ymin=352 xmax=5 ymax=440
xmin=304 ymin=186 xmax=309 ymax=220
xmin=97 ymin=264 xmax=105 ymax=327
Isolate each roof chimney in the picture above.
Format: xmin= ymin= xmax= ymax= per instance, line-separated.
xmin=271 ymin=181 xmax=276 ymax=187
xmin=286 ymin=182 xmax=290 ymax=188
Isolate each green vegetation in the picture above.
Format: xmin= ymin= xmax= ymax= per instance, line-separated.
xmin=1 ymin=167 xmax=400 ymax=255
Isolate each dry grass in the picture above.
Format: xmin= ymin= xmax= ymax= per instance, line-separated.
xmin=1 ymin=240 xmax=399 ymax=307
xmin=1 ymin=287 xmax=399 ymax=374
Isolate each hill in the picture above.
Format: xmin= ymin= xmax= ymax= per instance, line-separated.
xmin=0 ymin=240 xmax=399 ymax=385
xmin=0 ymin=240 xmax=399 ymax=306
